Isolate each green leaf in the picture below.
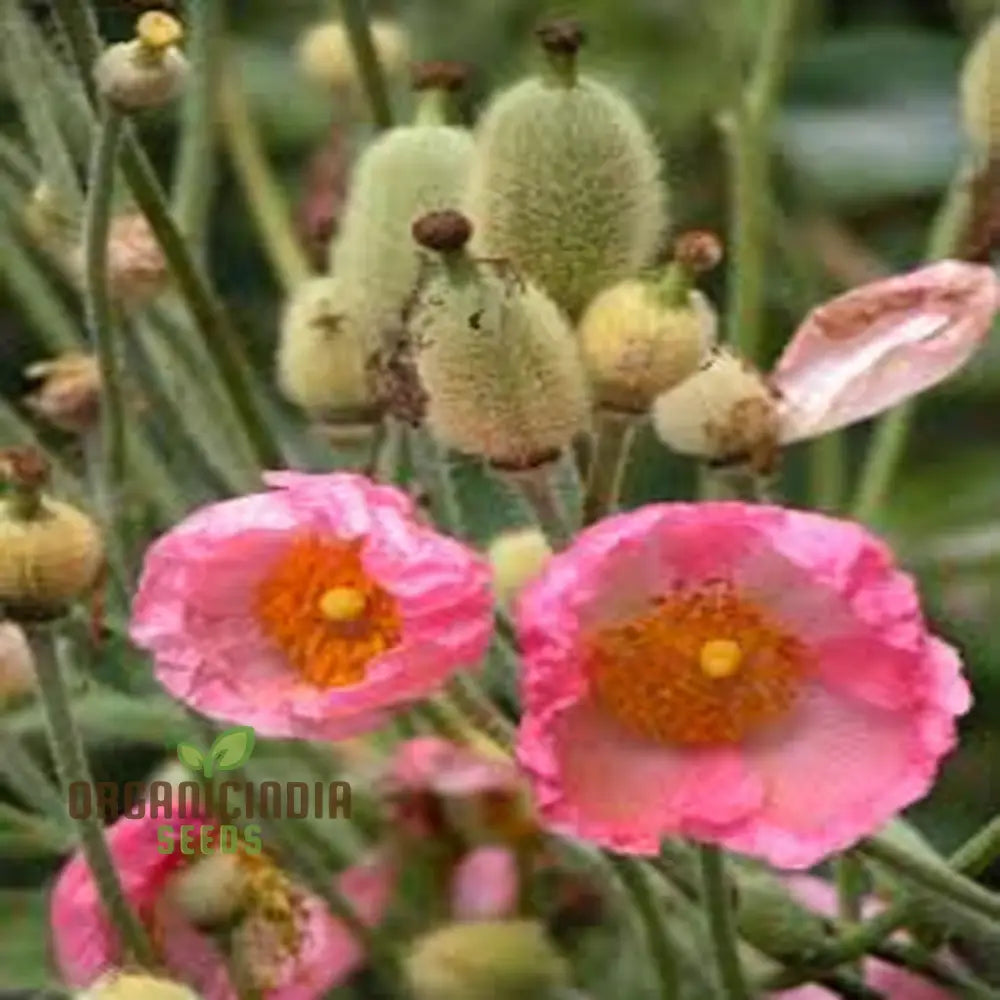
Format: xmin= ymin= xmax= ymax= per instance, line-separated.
xmin=209 ymin=726 xmax=256 ymax=771
xmin=176 ymin=743 xmax=205 ymax=772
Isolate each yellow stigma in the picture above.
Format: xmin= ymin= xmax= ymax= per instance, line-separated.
xmin=318 ymin=586 xmax=367 ymax=623
xmin=699 ymin=639 xmax=743 ymax=680
xmin=136 ymin=11 xmax=184 ymax=51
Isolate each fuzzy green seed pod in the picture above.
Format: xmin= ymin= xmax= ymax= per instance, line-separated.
xmin=735 ymin=871 xmax=832 ymax=961
xmin=960 ymin=17 xmax=1000 ymax=154
xmin=94 ymin=12 xmax=188 ymax=111
xmin=404 ymin=920 xmax=571 ymax=1000
xmin=78 ymin=972 xmax=202 ymax=1000
xmin=466 ymin=19 xmax=667 ymax=320
xmin=651 ymin=346 xmax=780 ymax=473
xmin=410 ymin=212 xmax=590 ymax=469
xmin=276 ymin=277 xmax=375 ymax=419
xmin=329 ymin=65 xmax=475 ymax=353
xmin=579 ymin=232 xmax=722 ymax=412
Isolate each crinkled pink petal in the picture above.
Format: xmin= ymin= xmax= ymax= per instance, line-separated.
xmin=516 ymin=502 xmax=971 ymax=867
xmin=450 ymin=846 xmax=519 ymax=920
xmin=773 ymin=260 xmax=1000 ymax=443
xmin=130 ymin=472 xmax=493 ymax=739
xmin=772 ymin=877 xmax=953 ymax=999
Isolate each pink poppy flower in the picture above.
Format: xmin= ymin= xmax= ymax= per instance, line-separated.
xmin=516 ymin=502 xmax=970 ymax=868
xmin=50 ymin=809 xmax=394 ymax=999
xmin=131 ymin=472 xmax=493 ymax=739
xmin=772 ymin=876 xmax=952 ymax=999
xmin=773 ymin=260 xmax=999 ymax=443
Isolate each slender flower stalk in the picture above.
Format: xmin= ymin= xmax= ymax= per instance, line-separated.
xmin=808 ymin=431 xmax=846 ymax=512
xmin=27 ymin=627 xmax=156 ymax=967
xmin=508 ymin=466 xmax=573 ymax=548
xmin=171 ymin=0 xmax=224 ymax=253
xmin=611 ymin=856 xmax=680 ymax=999
xmin=699 ymin=845 xmax=751 ymax=1000
xmin=337 ymin=0 xmax=394 ymax=129
xmin=83 ymin=107 xmax=130 ymax=577
xmin=851 ymin=161 xmax=976 ymax=523
xmin=835 ymin=853 xmax=866 ymax=977
xmin=723 ymin=0 xmax=799 ymax=361
xmin=218 ymin=56 xmax=310 ymax=292
xmin=582 ymin=411 xmax=637 ymax=523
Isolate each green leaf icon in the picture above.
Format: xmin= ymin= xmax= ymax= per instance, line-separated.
xmin=205 ymin=726 xmax=256 ymax=777
xmin=176 ymin=743 xmax=205 ymax=773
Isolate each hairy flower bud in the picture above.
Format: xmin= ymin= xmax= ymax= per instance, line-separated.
xmin=735 ymin=870 xmax=831 ymax=961
xmin=651 ymin=346 xmax=781 ymax=473
xmin=466 ymin=19 xmax=667 ymax=319
xmin=411 ymin=212 xmax=590 ymax=469
xmin=297 ymin=19 xmax=410 ymax=92
xmin=0 ymin=449 xmax=103 ymax=620
xmin=24 ymin=354 xmax=101 ymax=434
xmin=329 ymin=70 xmax=474 ymax=353
xmin=94 ymin=12 xmax=189 ymax=111
xmin=960 ymin=17 xmax=1000 ymax=154
xmin=78 ymin=972 xmax=202 ymax=1000
xmin=164 ymin=851 xmax=249 ymax=929
xmin=404 ymin=920 xmax=571 ymax=1000
xmin=0 ymin=621 xmax=35 ymax=706
xmin=488 ymin=528 xmax=553 ymax=607
xmin=276 ymin=277 xmax=376 ymax=420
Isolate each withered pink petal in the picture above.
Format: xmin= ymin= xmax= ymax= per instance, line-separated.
xmin=773 ymin=260 xmax=999 ymax=443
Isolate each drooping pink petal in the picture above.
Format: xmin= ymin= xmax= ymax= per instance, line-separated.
xmin=773 ymin=260 xmax=999 ymax=443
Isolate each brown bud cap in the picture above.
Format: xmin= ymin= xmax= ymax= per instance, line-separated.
xmin=674 ymin=230 xmax=724 ymax=274
xmin=0 ymin=448 xmax=50 ymax=492
xmin=411 ymin=60 xmax=469 ymax=93
xmin=412 ymin=210 xmax=473 ymax=253
xmin=535 ymin=18 xmax=586 ymax=55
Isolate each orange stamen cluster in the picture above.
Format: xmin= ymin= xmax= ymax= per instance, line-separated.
xmin=254 ymin=534 xmax=402 ymax=688
xmin=585 ymin=581 xmax=807 ymax=745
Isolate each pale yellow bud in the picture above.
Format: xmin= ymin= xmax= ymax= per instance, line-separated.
xmin=275 ymin=277 xmax=375 ymax=419
xmin=405 ymin=920 xmax=571 ymax=1000
xmin=297 ymin=20 xmax=410 ymax=92
xmin=0 ymin=621 xmax=35 ymax=706
xmin=579 ymin=283 xmax=717 ymax=412
xmin=651 ymin=347 xmax=780 ymax=472
xmin=960 ymin=17 xmax=1000 ymax=154
xmin=488 ymin=529 xmax=553 ymax=607
xmin=94 ymin=13 xmax=188 ymax=111
xmin=77 ymin=971 xmax=202 ymax=1000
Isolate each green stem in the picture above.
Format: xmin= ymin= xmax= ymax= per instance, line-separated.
xmin=871 ymin=939 xmax=998 ymax=998
xmin=27 ymin=627 xmax=156 ymax=967
xmin=507 ymin=465 xmax=573 ymax=548
xmin=582 ymin=410 xmax=637 ymax=524
xmin=611 ymin=856 xmax=680 ymax=999
xmin=83 ymin=108 xmax=130 ymax=576
xmin=809 ymin=432 xmax=846 ymax=512
xmin=724 ymin=0 xmax=799 ymax=362
xmin=172 ymin=0 xmax=224 ymax=253
xmin=857 ymin=835 xmax=1000 ymax=923
xmin=218 ymin=56 xmax=310 ymax=292
xmin=337 ymin=0 xmax=393 ymax=129
xmin=50 ymin=0 xmax=283 ymax=470
xmin=835 ymin=853 xmax=866 ymax=977
xmin=850 ymin=161 xmax=974 ymax=523
xmin=698 ymin=845 xmax=751 ymax=1000
xmin=446 ymin=672 xmax=515 ymax=752
xmin=950 ymin=814 xmax=1000 ymax=878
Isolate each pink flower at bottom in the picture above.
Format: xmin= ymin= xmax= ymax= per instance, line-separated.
xmin=516 ymin=502 xmax=971 ymax=869
xmin=50 ymin=810 xmax=394 ymax=1000
xmin=130 ymin=472 xmax=493 ymax=740
xmin=772 ymin=876 xmax=952 ymax=999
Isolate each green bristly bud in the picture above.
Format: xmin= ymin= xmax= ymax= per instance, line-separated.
xmin=960 ymin=16 xmax=1000 ymax=155
xmin=465 ymin=18 xmax=667 ymax=320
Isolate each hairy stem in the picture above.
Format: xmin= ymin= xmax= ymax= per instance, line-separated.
xmin=583 ymin=410 xmax=638 ymax=523
xmin=28 ymin=627 xmax=156 ymax=967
